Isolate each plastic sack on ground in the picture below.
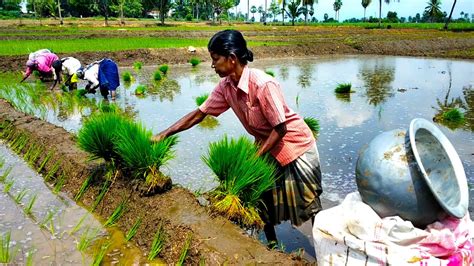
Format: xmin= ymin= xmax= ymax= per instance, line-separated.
xmin=313 ymin=192 xmax=474 ymax=265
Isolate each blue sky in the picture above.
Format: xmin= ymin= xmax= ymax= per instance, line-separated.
xmin=235 ymin=0 xmax=473 ymax=21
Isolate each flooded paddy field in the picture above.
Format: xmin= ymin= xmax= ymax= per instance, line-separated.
xmin=0 ymin=55 xmax=472 ymax=261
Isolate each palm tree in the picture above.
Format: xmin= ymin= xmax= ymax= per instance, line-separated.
xmin=444 ymin=0 xmax=457 ymax=30
xmin=250 ymin=5 xmax=257 ymax=21
xmin=378 ymin=0 xmax=399 ymax=27
xmin=361 ymin=0 xmax=371 ymax=22
xmin=280 ymin=0 xmax=287 ymax=25
xmin=425 ymin=0 xmax=442 ymax=22
xmin=302 ymin=0 xmax=317 ymax=24
xmin=247 ymin=0 xmax=250 ymax=21
xmin=57 ymin=0 xmax=63 ymax=25
xmin=333 ymin=0 xmax=342 ymax=21
xmin=287 ymin=0 xmax=302 ymax=25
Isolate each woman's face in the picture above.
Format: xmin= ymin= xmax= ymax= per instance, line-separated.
xmin=210 ymin=52 xmax=234 ymax=78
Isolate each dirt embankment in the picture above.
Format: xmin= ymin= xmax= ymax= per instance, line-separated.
xmin=0 ymin=99 xmax=301 ymax=264
xmin=1 ymin=27 xmax=473 ymax=73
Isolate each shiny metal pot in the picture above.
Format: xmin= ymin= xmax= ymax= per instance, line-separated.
xmin=355 ymin=118 xmax=468 ymax=228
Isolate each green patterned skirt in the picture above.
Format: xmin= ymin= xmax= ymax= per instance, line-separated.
xmin=261 ymin=144 xmax=323 ymax=227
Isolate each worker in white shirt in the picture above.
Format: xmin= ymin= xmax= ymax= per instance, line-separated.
xmin=76 ymin=58 xmax=119 ymax=101
xmin=51 ymin=57 xmax=82 ymax=91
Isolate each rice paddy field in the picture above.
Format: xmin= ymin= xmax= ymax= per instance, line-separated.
xmin=0 ymin=19 xmax=473 ymax=264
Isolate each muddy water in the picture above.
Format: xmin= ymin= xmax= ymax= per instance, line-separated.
xmin=3 ymin=55 xmax=473 ymax=260
xmin=0 ymin=142 xmax=144 ymax=264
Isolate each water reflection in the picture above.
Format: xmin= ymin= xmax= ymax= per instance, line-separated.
xmin=148 ymin=79 xmax=181 ymax=102
xmin=359 ymin=59 xmax=395 ymax=106
xmin=463 ymin=85 xmax=474 ymax=131
xmin=297 ymin=63 xmax=313 ymax=89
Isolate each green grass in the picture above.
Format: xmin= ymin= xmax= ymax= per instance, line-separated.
xmin=0 ymin=37 xmax=281 ymax=56
xmin=125 ymin=217 xmax=142 ymax=242
xmin=148 ymin=222 xmax=166 ymax=261
xmin=195 ymin=93 xmax=209 ymax=106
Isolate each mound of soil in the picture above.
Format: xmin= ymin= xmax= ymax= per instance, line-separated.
xmin=0 ymin=99 xmax=301 ymax=264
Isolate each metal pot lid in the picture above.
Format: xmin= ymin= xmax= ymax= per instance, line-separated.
xmin=408 ymin=118 xmax=469 ymax=219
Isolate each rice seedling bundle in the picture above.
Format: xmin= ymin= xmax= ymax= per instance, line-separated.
xmin=133 ymin=61 xmax=143 ymax=71
xmin=122 ymin=71 xmax=133 ymax=82
xmin=304 ymin=117 xmax=320 ymax=136
xmin=189 ymin=57 xmax=200 ymax=67
xmin=442 ymin=108 xmax=464 ymax=123
xmin=335 ymin=83 xmax=352 ymax=94
xmin=202 ymin=136 xmax=278 ymax=228
xmin=158 ymin=64 xmax=169 ymax=75
xmin=114 ymin=120 xmax=178 ymax=192
xmin=195 ymin=93 xmax=209 ymax=106
xmin=265 ymin=69 xmax=275 ymax=77
xmin=153 ymin=71 xmax=162 ymax=81
xmin=135 ymin=85 xmax=146 ymax=95
xmin=77 ymin=112 xmax=127 ymax=162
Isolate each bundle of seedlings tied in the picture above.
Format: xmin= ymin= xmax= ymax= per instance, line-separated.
xmin=77 ymin=112 xmax=178 ymax=195
xmin=202 ymin=136 xmax=278 ymax=228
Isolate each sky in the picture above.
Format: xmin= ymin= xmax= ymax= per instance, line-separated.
xmin=235 ymin=0 xmax=474 ymax=21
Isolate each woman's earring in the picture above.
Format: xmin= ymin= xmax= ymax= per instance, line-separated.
xmin=232 ymin=61 xmax=235 ymax=64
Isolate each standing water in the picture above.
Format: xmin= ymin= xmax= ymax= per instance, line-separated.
xmin=2 ymin=55 xmax=473 ymax=260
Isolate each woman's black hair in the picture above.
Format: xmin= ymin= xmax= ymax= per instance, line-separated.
xmin=208 ymin=30 xmax=254 ymax=65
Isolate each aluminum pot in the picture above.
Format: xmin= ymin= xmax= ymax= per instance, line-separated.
xmin=355 ymin=118 xmax=468 ymax=228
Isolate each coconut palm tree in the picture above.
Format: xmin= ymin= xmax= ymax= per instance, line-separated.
xmin=361 ymin=0 xmax=371 ymax=21
xmin=378 ymin=0 xmax=399 ymax=27
xmin=302 ymin=0 xmax=317 ymax=24
xmin=425 ymin=0 xmax=442 ymax=22
xmin=333 ymin=0 xmax=342 ymax=21
xmin=280 ymin=0 xmax=287 ymax=25
xmin=250 ymin=5 xmax=257 ymax=21
xmin=444 ymin=0 xmax=457 ymax=30
xmin=287 ymin=0 xmax=302 ymax=25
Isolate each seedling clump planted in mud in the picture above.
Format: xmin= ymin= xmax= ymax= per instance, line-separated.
xmin=125 ymin=217 xmax=142 ymax=241
xmin=158 ymin=64 xmax=169 ymax=75
xmin=195 ymin=93 xmax=209 ymax=106
xmin=189 ymin=57 xmax=200 ymax=67
xmin=335 ymin=83 xmax=353 ymax=94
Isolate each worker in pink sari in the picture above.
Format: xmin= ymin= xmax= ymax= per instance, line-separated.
xmin=21 ymin=52 xmax=60 ymax=89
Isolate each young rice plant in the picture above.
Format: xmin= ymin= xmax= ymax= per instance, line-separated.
xmin=195 ymin=93 xmax=209 ymax=106
xmin=335 ymin=83 xmax=353 ymax=94
xmin=202 ymin=136 xmax=278 ymax=228
xmin=304 ymin=117 xmax=320 ymax=137
xmin=158 ymin=64 xmax=169 ymax=75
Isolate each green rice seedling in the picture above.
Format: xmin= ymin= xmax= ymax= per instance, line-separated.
xmin=11 ymin=133 xmax=28 ymax=153
xmin=304 ymin=117 xmax=320 ymax=137
xmin=265 ymin=69 xmax=275 ymax=77
xmin=25 ymin=194 xmax=38 ymax=215
xmin=195 ymin=93 xmax=209 ymax=106
xmin=77 ymin=112 xmax=128 ymax=162
xmin=37 ymin=150 xmax=54 ymax=172
xmin=202 ymin=136 xmax=278 ymax=228
xmin=91 ymin=180 xmax=111 ymax=211
xmin=69 ymin=214 xmax=89 ymax=235
xmin=53 ymin=173 xmax=67 ymax=194
xmin=14 ymin=188 xmax=29 ymax=204
xmin=147 ymin=222 xmax=166 ymax=261
xmin=177 ymin=233 xmax=192 ymax=266
xmin=77 ymin=227 xmax=100 ymax=252
xmin=44 ymin=161 xmax=61 ymax=182
xmin=114 ymin=120 xmax=178 ymax=192
xmin=125 ymin=217 xmax=142 ymax=242
xmin=442 ymin=108 xmax=464 ymax=123
xmin=74 ymin=89 xmax=87 ymax=98
xmin=25 ymin=249 xmax=34 ymax=266
xmin=0 ymin=231 xmax=16 ymax=263
xmin=104 ymin=200 xmax=127 ymax=227
xmin=122 ymin=71 xmax=133 ymax=82
xmin=153 ymin=70 xmax=162 ymax=81
xmin=189 ymin=57 xmax=200 ymax=67
xmin=3 ymin=179 xmax=14 ymax=193
xmin=158 ymin=64 xmax=169 ymax=75
xmin=0 ymin=158 xmax=4 ymax=169
xmin=133 ymin=61 xmax=143 ymax=71
xmin=40 ymin=208 xmax=57 ymax=229
xmin=92 ymin=241 xmax=111 ymax=266
xmin=98 ymin=101 xmax=119 ymax=113
xmin=135 ymin=85 xmax=146 ymax=95
xmin=335 ymin=83 xmax=352 ymax=94
xmin=74 ymin=174 xmax=94 ymax=201
xmin=0 ymin=167 xmax=12 ymax=182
